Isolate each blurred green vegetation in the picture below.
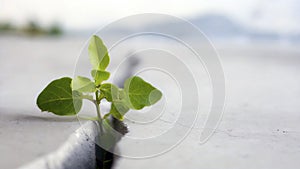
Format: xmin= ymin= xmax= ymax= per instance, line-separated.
xmin=0 ymin=20 xmax=63 ymax=36
xmin=48 ymin=24 xmax=63 ymax=35
xmin=0 ymin=22 xmax=15 ymax=31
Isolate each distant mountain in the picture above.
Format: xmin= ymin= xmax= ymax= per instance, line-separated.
xmin=168 ymin=14 xmax=299 ymax=42
xmin=184 ymin=14 xmax=285 ymax=41
xmin=142 ymin=14 xmax=286 ymax=41
xmin=96 ymin=13 xmax=300 ymax=43
xmin=189 ymin=14 xmax=245 ymax=38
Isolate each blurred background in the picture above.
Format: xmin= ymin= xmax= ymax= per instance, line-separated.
xmin=2 ymin=0 xmax=300 ymax=39
xmin=1 ymin=0 xmax=300 ymax=111
xmin=1 ymin=0 xmax=300 ymax=169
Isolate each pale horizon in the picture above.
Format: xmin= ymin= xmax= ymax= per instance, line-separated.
xmin=1 ymin=0 xmax=300 ymax=33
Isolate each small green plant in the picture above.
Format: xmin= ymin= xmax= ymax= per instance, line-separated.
xmin=36 ymin=35 xmax=162 ymax=124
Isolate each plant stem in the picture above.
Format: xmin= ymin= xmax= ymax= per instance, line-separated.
xmin=95 ymin=90 xmax=102 ymax=119
xmin=95 ymin=90 xmax=103 ymax=133
xmin=94 ymin=100 xmax=102 ymax=120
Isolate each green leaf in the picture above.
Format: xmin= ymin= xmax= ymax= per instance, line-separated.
xmin=71 ymin=76 xmax=96 ymax=93
xmin=91 ymin=69 xmax=110 ymax=86
xmin=124 ymin=76 xmax=162 ymax=110
xmin=88 ymin=35 xmax=110 ymax=70
xmin=109 ymin=102 xmax=129 ymax=120
xmin=37 ymin=77 xmax=82 ymax=116
xmin=99 ymin=83 xmax=119 ymax=102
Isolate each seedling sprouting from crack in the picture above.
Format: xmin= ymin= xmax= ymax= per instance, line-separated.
xmin=36 ymin=35 xmax=162 ymax=128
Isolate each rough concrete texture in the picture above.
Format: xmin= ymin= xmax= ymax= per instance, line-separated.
xmin=19 ymin=122 xmax=97 ymax=169
xmin=0 ymin=111 xmax=80 ymax=169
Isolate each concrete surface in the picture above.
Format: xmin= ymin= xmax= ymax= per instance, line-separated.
xmin=113 ymin=44 xmax=300 ymax=169
xmin=1 ymin=36 xmax=300 ymax=169
xmin=19 ymin=121 xmax=97 ymax=169
xmin=0 ymin=36 xmax=85 ymax=169
xmin=0 ymin=110 xmax=82 ymax=168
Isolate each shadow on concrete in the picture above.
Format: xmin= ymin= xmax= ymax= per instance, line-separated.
xmin=0 ymin=108 xmax=77 ymax=123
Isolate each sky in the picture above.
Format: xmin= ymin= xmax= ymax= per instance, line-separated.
xmin=1 ymin=0 xmax=300 ymax=33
